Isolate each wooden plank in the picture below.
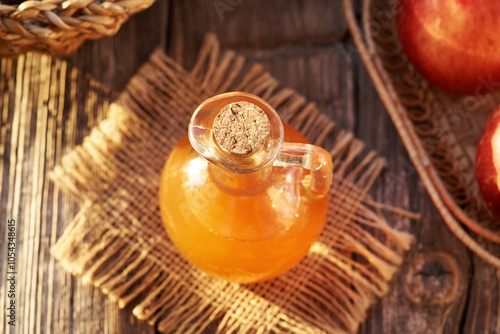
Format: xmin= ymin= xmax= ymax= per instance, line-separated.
xmin=0 ymin=1 xmax=169 ymax=334
xmin=462 ymin=244 xmax=500 ymax=334
xmin=352 ymin=45 xmax=473 ymax=334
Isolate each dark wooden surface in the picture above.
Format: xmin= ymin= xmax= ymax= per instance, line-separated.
xmin=1 ymin=0 xmax=498 ymax=333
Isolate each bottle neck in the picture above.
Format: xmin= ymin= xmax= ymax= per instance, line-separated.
xmin=208 ymin=163 xmax=273 ymax=196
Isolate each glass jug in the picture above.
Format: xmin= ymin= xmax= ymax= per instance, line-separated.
xmin=159 ymin=92 xmax=333 ymax=283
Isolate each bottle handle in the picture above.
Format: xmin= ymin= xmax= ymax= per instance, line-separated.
xmin=274 ymin=142 xmax=333 ymax=199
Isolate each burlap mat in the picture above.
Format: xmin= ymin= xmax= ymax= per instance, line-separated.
xmin=50 ymin=34 xmax=414 ymax=334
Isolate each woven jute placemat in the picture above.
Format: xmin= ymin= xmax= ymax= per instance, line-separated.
xmin=50 ymin=34 xmax=414 ymax=334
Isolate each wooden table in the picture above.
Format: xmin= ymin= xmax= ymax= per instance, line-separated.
xmin=1 ymin=1 xmax=498 ymax=333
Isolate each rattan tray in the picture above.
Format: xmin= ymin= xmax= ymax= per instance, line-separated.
xmin=0 ymin=0 xmax=156 ymax=57
xmin=343 ymin=0 xmax=500 ymax=268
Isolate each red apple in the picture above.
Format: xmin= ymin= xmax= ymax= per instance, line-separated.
xmin=476 ymin=104 xmax=500 ymax=218
xmin=396 ymin=0 xmax=500 ymax=95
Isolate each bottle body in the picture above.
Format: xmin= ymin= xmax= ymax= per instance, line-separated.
xmin=159 ymin=124 xmax=328 ymax=283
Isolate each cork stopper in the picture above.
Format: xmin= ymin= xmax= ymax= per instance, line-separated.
xmin=213 ymin=101 xmax=271 ymax=155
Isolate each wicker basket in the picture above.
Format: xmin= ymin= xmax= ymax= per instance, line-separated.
xmin=0 ymin=0 xmax=156 ymax=57
xmin=343 ymin=0 xmax=500 ymax=268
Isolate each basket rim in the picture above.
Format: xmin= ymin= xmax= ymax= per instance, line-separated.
xmin=342 ymin=0 xmax=500 ymax=269
xmin=0 ymin=0 xmax=157 ymax=57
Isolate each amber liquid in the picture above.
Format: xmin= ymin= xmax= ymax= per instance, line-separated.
xmin=159 ymin=124 xmax=329 ymax=283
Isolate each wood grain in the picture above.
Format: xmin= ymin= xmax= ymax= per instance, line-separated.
xmin=169 ymin=0 xmax=347 ymax=70
xmin=1 ymin=0 xmax=498 ymax=333
xmin=0 ymin=1 xmax=168 ymax=334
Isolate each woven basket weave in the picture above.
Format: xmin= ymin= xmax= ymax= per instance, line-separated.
xmin=0 ymin=0 xmax=156 ymax=57
xmin=343 ymin=0 xmax=500 ymax=268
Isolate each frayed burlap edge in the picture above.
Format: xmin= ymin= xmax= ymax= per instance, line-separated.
xmin=50 ymin=34 xmax=415 ymax=334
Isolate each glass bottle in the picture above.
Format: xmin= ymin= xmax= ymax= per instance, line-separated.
xmin=159 ymin=92 xmax=333 ymax=284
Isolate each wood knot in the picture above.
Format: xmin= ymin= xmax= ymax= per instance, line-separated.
xmin=213 ymin=101 xmax=270 ymax=155
xmin=404 ymin=252 xmax=464 ymax=307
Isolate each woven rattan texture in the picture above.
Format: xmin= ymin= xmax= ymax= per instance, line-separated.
xmin=50 ymin=35 xmax=414 ymax=333
xmin=343 ymin=0 xmax=500 ymax=268
xmin=0 ymin=0 xmax=156 ymax=56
